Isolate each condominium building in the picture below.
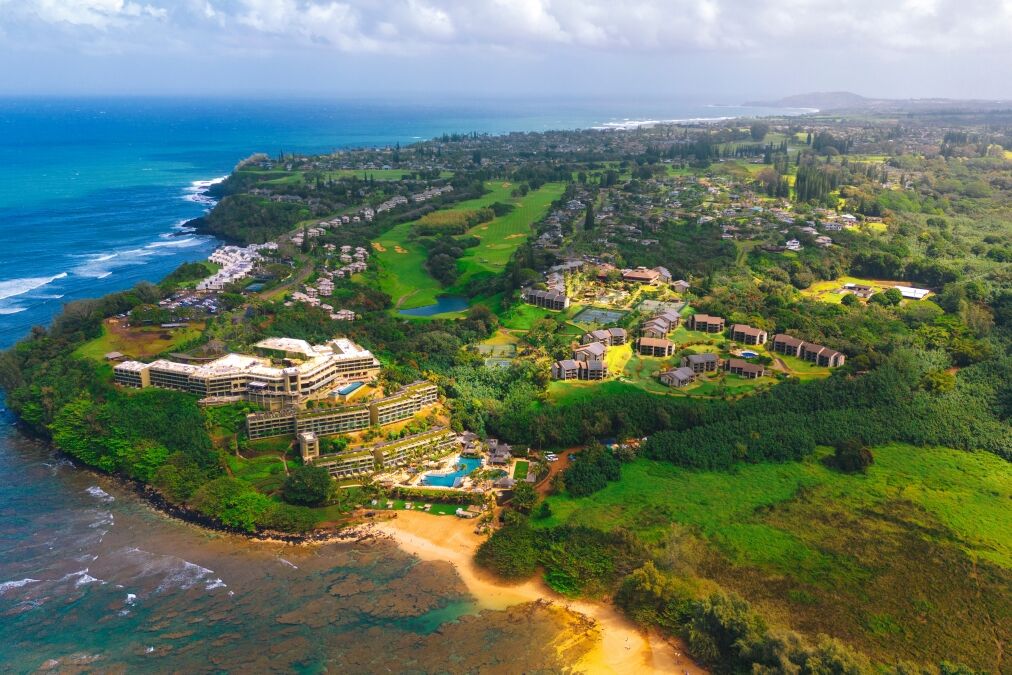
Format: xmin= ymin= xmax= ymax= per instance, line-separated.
xmin=522 ymin=288 xmax=570 ymax=311
xmin=637 ymin=337 xmax=675 ymax=357
xmin=681 ymin=353 xmax=719 ymax=373
xmin=772 ymin=334 xmax=846 ymax=367
xmin=724 ymin=358 xmax=765 ymax=379
xmin=245 ymin=381 xmax=439 ymax=440
xmin=729 ymin=324 xmax=768 ymax=345
xmin=686 ymin=314 xmax=725 ymax=333
xmin=114 ymin=337 xmax=380 ymax=408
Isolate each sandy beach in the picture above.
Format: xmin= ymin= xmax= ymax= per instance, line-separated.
xmin=371 ymin=511 xmax=706 ymax=674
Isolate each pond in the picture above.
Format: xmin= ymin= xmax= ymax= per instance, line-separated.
xmin=399 ymin=295 xmax=470 ymax=317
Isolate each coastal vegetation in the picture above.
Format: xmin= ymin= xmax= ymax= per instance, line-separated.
xmin=2 ymin=111 xmax=1011 ymax=672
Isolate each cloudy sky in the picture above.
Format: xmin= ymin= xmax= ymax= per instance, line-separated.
xmin=1 ymin=0 xmax=1011 ymax=99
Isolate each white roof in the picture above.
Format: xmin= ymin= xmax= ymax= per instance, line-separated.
xmin=893 ymin=286 xmax=930 ymax=299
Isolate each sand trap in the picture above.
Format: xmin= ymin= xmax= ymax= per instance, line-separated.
xmin=371 ymin=242 xmax=387 ymax=252
xmin=371 ymin=512 xmax=705 ymax=674
xmin=393 ymin=246 xmax=407 ymax=254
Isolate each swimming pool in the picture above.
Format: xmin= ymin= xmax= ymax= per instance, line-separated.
xmin=337 ymin=381 xmax=364 ymax=396
xmin=740 ymin=351 xmax=759 ymax=359
xmin=421 ymin=457 xmax=482 ymax=488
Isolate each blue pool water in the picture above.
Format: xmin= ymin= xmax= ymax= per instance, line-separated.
xmin=337 ymin=381 xmax=364 ymax=396
xmin=421 ymin=457 xmax=482 ymax=487
xmin=399 ymin=296 xmax=471 ymax=317
xmin=741 ymin=351 xmax=759 ymax=358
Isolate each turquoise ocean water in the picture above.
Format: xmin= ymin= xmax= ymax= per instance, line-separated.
xmin=0 ymin=97 xmax=801 ymax=671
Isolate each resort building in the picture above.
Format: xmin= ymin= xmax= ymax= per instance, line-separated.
xmin=582 ymin=327 xmax=628 ymax=346
xmin=244 ymin=381 xmax=439 ymax=440
xmin=486 ymin=439 xmax=513 ymax=465
xmin=551 ymin=359 xmax=607 ymax=381
xmin=729 ymin=324 xmax=768 ymax=345
xmin=771 ymin=334 xmax=806 ymax=357
xmin=311 ymin=427 xmax=459 ymax=479
xmin=369 ymin=381 xmax=440 ymax=425
xmin=622 ymin=266 xmax=662 ymax=284
xmin=800 ymin=343 xmax=847 ymax=368
xmin=298 ymin=431 xmax=320 ymax=461
xmin=522 ymin=288 xmax=570 ymax=311
xmin=681 ymin=353 xmax=719 ymax=373
xmin=772 ymin=334 xmax=846 ymax=367
xmin=686 ymin=314 xmax=725 ymax=333
xmin=573 ymin=341 xmax=607 ymax=363
xmin=724 ymin=358 xmax=765 ymax=379
xmin=114 ymin=337 xmax=380 ymax=409
xmin=636 ymin=337 xmax=675 ymax=357
xmin=640 ymin=309 xmax=681 ymax=339
xmin=553 ymin=340 xmax=609 ymax=381
xmin=659 ymin=367 xmax=696 ymax=388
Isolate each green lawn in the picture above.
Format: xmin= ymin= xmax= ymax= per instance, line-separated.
xmin=225 ymin=454 xmax=288 ymax=493
xmin=536 ymin=444 xmax=1012 ymax=669
xmin=448 ymin=182 xmax=565 ymax=291
xmin=372 ymin=182 xmax=564 ymax=311
xmin=512 ymin=460 xmax=530 ymax=480
xmin=74 ymin=321 xmax=204 ymax=362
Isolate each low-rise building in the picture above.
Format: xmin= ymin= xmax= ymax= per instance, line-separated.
xmin=772 ymin=334 xmax=846 ymax=367
xmin=724 ymin=358 xmax=765 ymax=379
xmin=522 ymin=288 xmax=570 ymax=311
xmin=582 ymin=327 xmax=627 ymax=346
xmin=686 ymin=314 xmax=725 ymax=333
xmin=729 ymin=324 xmax=768 ymax=345
xmin=681 ymin=353 xmax=718 ymax=373
xmin=636 ymin=337 xmax=675 ymax=357
xmin=659 ymin=366 xmax=696 ymax=388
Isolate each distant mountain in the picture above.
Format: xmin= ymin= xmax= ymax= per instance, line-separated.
xmin=746 ymin=91 xmax=1012 ymax=113
xmin=746 ymin=92 xmax=871 ymax=110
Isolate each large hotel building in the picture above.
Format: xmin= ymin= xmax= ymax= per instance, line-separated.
xmin=113 ymin=337 xmax=381 ymax=408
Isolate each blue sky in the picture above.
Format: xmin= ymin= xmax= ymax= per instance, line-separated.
xmin=1 ymin=0 xmax=1010 ymax=99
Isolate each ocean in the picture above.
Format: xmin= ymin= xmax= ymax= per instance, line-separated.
xmin=0 ymin=96 xmax=796 ymax=671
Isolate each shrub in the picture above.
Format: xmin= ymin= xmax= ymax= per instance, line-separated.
xmin=282 ymin=464 xmax=332 ymax=506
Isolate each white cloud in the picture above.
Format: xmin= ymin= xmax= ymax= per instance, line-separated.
xmin=19 ymin=0 xmax=165 ymax=29
xmin=3 ymin=0 xmax=1012 ymax=59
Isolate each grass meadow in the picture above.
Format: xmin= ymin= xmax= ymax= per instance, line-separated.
xmin=535 ymin=444 xmax=1011 ymax=669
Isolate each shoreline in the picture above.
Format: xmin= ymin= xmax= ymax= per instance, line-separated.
xmin=370 ymin=510 xmax=706 ymax=674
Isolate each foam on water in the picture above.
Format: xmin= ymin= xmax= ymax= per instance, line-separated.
xmin=85 ymin=486 xmax=115 ymax=503
xmin=0 ymin=272 xmax=68 ymax=301
xmin=0 ymin=578 xmax=40 ymax=594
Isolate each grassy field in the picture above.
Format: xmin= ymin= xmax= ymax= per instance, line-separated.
xmin=536 ymin=444 xmax=1011 ymax=669
xmin=513 ymin=460 xmax=530 ymax=480
xmin=800 ymin=275 xmax=921 ymax=304
xmin=74 ymin=319 xmax=205 ymax=361
xmin=448 ymin=182 xmax=565 ymax=291
xmin=372 ymin=182 xmax=563 ymax=311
